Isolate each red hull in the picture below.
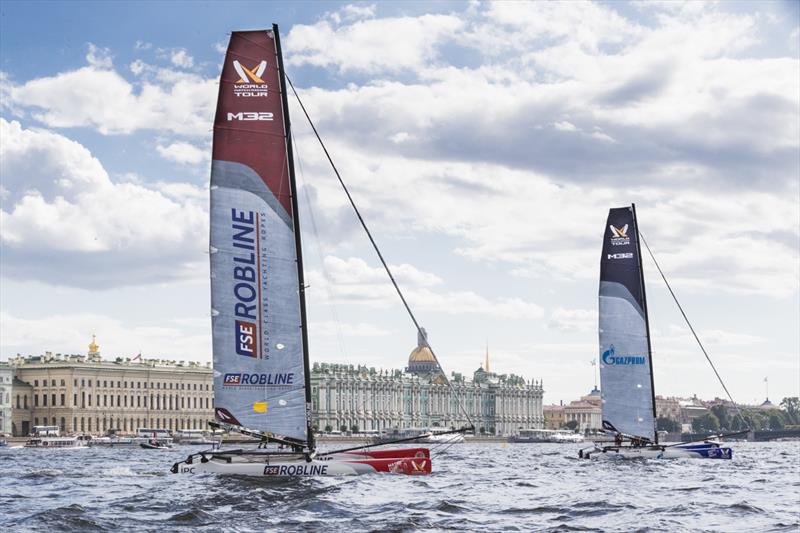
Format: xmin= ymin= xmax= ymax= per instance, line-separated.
xmin=345 ymin=456 xmax=432 ymax=475
xmin=334 ymin=447 xmax=430 ymax=460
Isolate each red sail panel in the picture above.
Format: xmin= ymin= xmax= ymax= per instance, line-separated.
xmin=213 ymin=30 xmax=293 ymax=217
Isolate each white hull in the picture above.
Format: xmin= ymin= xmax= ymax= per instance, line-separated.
xmin=580 ymin=442 xmax=732 ymax=460
xmin=176 ymin=457 xmax=387 ymax=476
xmin=171 ymin=447 xmax=433 ymax=477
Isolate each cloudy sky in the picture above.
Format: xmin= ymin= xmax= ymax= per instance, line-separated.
xmin=1 ymin=1 xmax=798 ymax=405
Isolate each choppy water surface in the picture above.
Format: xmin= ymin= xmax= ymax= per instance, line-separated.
xmin=1 ymin=441 xmax=798 ymax=532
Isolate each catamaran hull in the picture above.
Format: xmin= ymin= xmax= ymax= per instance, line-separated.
xmin=581 ymin=443 xmax=732 ymax=460
xmin=174 ymin=457 xmax=431 ymax=477
xmin=171 ymin=447 xmax=432 ymax=477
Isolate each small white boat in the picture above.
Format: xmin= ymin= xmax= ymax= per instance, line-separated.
xmin=24 ymin=426 xmax=90 ymax=449
xmin=510 ymin=429 xmax=584 ymax=444
xmin=141 ymin=440 xmax=173 ymax=450
xmin=174 ymin=429 xmax=221 ymax=446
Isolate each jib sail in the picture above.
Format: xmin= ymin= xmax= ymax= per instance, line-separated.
xmin=209 ymin=27 xmax=310 ymax=444
xmin=598 ymin=205 xmax=657 ymax=442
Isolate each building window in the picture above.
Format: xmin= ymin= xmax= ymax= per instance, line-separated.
xmin=24 ymin=396 xmax=28 ymax=409
xmin=103 ymin=380 xmax=107 ymax=388
xmin=60 ymin=379 xmax=65 ymax=386
xmin=34 ymin=380 xmax=39 ymax=387
xmin=117 ymin=381 xmax=121 ymax=388
xmin=42 ymin=394 xmax=47 ymax=406
xmin=82 ymin=379 xmax=85 ymax=387
xmin=88 ymin=394 xmax=92 ymax=407
xmin=16 ymin=395 xmax=20 ymax=409
xmin=60 ymin=394 xmax=65 ymax=406
xmin=74 ymin=379 xmax=78 ymax=387
xmin=73 ymin=393 xmax=77 ymax=407
xmin=88 ymin=380 xmax=92 ymax=387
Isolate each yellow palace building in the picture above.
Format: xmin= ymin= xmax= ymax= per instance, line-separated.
xmin=8 ymin=336 xmax=213 ymax=436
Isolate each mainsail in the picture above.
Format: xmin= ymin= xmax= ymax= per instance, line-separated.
xmin=598 ymin=205 xmax=657 ymax=442
xmin=209 ymin=27 xmax=310 ymax=445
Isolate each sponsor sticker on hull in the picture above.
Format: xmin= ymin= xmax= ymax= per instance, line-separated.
xmin=263 ymin=464 xmax=329 ymax=476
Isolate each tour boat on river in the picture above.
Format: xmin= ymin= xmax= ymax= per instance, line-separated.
xmin=510 ymin=429 xmax=585 ymax=444
xmin=24 ymin=425 xmax=91 ymax=449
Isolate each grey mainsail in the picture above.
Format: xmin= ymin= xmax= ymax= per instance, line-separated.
xmin=598 ymin=205 xmax=657 ymax=442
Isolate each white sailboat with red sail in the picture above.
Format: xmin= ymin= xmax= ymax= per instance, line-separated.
xmin=579 ymin=205 xmax=740 ymax=460
xmin=171 ymin=25 xmax=469 ymax=477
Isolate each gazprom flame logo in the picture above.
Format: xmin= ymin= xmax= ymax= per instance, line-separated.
xmin=609 ymin=224 xmax=630 ymax=246
xmin=602 ymin=345 xmax=646 ymax=365
xmin=233 ymin=60 xmax=267 ymax=84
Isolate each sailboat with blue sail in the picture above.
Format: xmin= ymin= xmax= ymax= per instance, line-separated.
xmin=171 ymin=25 xmax=470 ymax=477
xmin=580 ymin=205 xmax=737 ymax=460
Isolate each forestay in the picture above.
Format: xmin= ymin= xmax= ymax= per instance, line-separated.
xmin=598 ymin=206 xmax=656 ymax=442
xmin=209 ymin=30 xmax=308 ymax=444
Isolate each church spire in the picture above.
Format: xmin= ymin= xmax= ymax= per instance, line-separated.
xmin=485 ymin=341 xmax=490 ymax=373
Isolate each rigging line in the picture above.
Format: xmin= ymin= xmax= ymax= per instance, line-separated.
xmin=291 ymin=127 xmax=350 ymax=363
xmin=285 ymin=73 xmax=475 ymax=427
xmin=638 ymin=230 xmax=749 ymax=431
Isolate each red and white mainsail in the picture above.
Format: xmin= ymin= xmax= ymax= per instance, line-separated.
xmin=209 ymin=28 xmax=310 ymax=444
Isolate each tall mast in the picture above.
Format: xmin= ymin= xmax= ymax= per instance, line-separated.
xmin=631 ymin=203 xmax=658 ymax=444
xmin=273 ymin=23 xmax=314 ymax=452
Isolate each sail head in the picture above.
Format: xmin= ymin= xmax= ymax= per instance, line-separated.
xmin=598 ymin=206 xmax=656 ymax=441
xmin=210 ymin=29 xmax=308 ymax=443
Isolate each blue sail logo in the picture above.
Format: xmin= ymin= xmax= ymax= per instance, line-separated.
xmin=602 ymin=345 xmax=646 ymax=365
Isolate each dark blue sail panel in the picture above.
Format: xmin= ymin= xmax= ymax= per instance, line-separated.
xmin=598 ymin=206 xmax=656 ymax=441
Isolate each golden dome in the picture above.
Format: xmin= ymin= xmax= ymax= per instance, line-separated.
xmin=408 ymin=345 xmax=436 ymax=363
xmin=88 ymin=334 xmax=100 ymax=354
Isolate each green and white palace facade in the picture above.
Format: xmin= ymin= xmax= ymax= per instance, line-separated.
xmin=310 ymin=331 xmax=544 ymax=436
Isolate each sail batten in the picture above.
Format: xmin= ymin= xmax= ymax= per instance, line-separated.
xmin=598 ymin=205 xmax=656 ymax=442
xmin=210 ymin=29 xmax=308 ymax=444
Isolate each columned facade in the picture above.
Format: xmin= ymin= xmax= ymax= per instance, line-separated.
xmin=7 ymin=337 xmax=213 ymax=436
xmin=310 ymin=332 xmax=544 ymax=436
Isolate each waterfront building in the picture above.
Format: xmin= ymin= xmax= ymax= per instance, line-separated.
xmin=7 ymin=336 xmax=213 ymax=436
xmin=564 ymin=401 xmax=602 ymax=432
xmin=543 ymin=404 xmax=565 ymax=430
xmin=0 ymin=363 xmax=11 ymax=435
xmin=562 ymin=388 xmax=602 ymax=432
xmin=310 ymin=330 xmax=544 ymax=436
xmin=655 ymin=395 xmax=682 ymax=421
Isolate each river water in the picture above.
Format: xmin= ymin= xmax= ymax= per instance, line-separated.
xmin=1 ymin=441 xmax=798 ymax=532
